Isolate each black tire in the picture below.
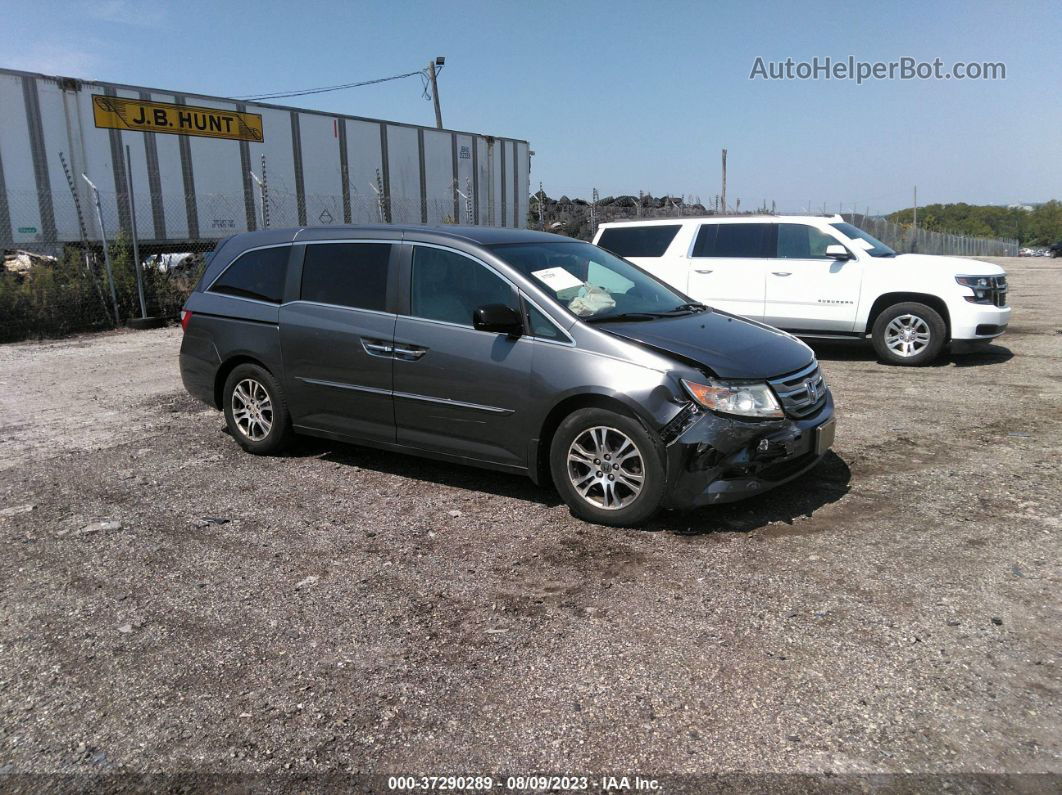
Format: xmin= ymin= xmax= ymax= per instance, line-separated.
xmin=871 ymin=302 xmax=947 ymax=366
xmin=125 ymin=316 xmax=166 ymax=330
xmin=549 ymin=407 xmax=666 ymax=527
xmin=222 ymin=363 xmax=293 ymax=454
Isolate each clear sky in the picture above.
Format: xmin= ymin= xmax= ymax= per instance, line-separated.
xmin=7 ymin=0 xmax=1060 ymax=213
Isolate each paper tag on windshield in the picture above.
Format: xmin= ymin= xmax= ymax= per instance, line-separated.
xmin=532 ymin=267 xmax=583 ymax=292
xmin=852 ymin=238 xmax=875 ymax=251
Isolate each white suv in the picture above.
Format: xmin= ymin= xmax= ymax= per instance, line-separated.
xmin=593 ymin=215 xmax=1011 ymax=366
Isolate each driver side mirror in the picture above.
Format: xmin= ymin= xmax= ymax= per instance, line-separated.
xmin=473 ymin=304 xmax=523 ymax=337
xmin=825 ymin=244 xmax=852 ymax=260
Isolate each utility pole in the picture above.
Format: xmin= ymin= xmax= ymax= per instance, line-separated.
xmin=428 ymin=57 xmax=445 ymax=129
xmin=720 ymin=148 xmax=727 ymax=213
xmin=124 ymin=145 xmax=147 ymax=320
xmin=912 ymin=185 xmax=918 ymax=253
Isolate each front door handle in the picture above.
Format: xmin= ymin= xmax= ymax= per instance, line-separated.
xmin=694 ymin=268 xmax=714 ymax=274
xmin=772 ymin=271 xmax=792 ymax=277
xmin=392 ymin=344 xmax=427 ymax=361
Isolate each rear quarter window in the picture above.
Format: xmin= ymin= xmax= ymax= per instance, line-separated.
xmin=209 ymin=245 xmax=291 ymax=303
xmin=597 ymin=225 xmax=681 ymax=258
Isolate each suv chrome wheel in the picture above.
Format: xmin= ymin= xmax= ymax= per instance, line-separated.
xmin=231 ymin=378 xmax=273 ymax=441
xmin=884 ymin=314 xmax=931 ymax=358
xmin=566 ymin=426 xmax=644 ymax=510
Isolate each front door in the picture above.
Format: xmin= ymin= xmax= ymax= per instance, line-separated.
xmin=280 ymin=241 xmax=397 ymax=443
xmin=685 ymin=222 xmax=771 ymax=320
xmin=392 ymin=244 xmax=533 ymax=468
xmin=763 ymin=223 xmax=863 ymax=332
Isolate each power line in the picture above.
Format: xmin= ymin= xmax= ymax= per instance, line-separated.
xmin=236 ymin=68 xmax=430 ymax=101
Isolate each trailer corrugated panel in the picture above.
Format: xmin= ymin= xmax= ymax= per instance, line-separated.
xmin=0 ymin=67 xmax=530 ymax=252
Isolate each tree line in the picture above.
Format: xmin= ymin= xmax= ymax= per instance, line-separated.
xmin=886 ymin=201 xmax=1061 ymax=246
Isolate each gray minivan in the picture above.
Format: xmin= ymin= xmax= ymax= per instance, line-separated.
xmin=179 ymin=225 xmax=835 ymax=526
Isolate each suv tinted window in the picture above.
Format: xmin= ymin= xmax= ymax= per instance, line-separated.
xmin=693 ymin=223 xmax=771 ymax=258
xmin=210 ymin=245 xmax=290 ymax=303
xmin=300 ymin=242 xmax=391 ymax=310
xmin=410 ymin=246 xmax=514 ymax=327
xmin=598 ymin=225 xmax=681 ymax=257
xmin=776 ymin=224 xmax=838 ymax=259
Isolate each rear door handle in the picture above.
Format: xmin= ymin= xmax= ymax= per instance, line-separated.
xmin=362 ymin=339 xmax=394 ymax=357
xmin=694 ymin=268 xmax=714 ymax=274
xmin=772 ymin=271 xmax=792 ymax=277
xmin=392 ymin=344 xmax=427 ymax=361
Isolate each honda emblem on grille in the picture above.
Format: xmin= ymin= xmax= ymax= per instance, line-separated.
xmin=805 ymin=380 xmax=818 ymax=402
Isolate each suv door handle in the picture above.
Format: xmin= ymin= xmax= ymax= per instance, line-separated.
xmin=694 ymin=268 xmax=714 ymax=274
xmin=771 ymin=271 xmax=792 ymax=277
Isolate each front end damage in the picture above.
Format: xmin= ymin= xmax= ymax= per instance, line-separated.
xmin=659 ymin=392 xmax=835 ymax=509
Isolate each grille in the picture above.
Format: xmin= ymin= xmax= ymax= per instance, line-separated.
xmin=990 ymin=275 xmax=1008 ymax=307
xmin=768 ymin=361 xmax=828 ymax=419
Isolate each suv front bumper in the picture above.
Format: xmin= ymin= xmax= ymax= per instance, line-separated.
xmin=950 ymin=303 xmax=1011 ymax=341
xmin=661 ymin=392 xmax=835 ymax=509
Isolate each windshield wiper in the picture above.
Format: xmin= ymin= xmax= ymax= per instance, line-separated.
xmin=584 ymin=312 xmax=663 ymax=323
xmin=669 ymin=302 xmax=709 ymax=313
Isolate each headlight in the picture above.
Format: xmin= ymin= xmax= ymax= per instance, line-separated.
xmin=956 ymin=275 xmax=998 ymax=304
xmin=681 ymin=378 xmax=784 ymax=419
xmin=955 ymin=275 xmax=993 ymax=289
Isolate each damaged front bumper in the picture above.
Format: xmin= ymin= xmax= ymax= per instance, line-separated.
xmin=660 ymin=392 xmax=835 ymax=509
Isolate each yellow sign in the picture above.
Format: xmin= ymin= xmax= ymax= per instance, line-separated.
xmin=92 ymin=95 xmax=264 ymax=142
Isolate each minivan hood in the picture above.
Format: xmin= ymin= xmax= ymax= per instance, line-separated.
xmin=601 ymin=310 xmax=813 ymax=379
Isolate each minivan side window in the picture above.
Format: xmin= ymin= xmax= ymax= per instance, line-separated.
xmin=525 ymin=302 xmax=568 ymax=342
xmin=410 ymin=246 xmax=515 ymax=327
xmin=776 ymin=224 xmax=838 ymax=259
xmin=300 ymin=242 xmax=391 ymax=311
xmin=210 ymin=245 xmax=290 ymax=303
xmin=693 ymin=223 xmax=771 ymax=258
xmin=598 ymin=225 xmax=681 ymax=258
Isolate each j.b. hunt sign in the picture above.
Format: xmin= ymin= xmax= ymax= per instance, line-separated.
xmin=92 ymin=95 xmax=264 ymax=142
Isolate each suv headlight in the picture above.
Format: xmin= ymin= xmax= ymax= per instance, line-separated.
xmin=682 ymin=378 xmax=784 ymax=419
xmin=956 ymin=275 xmax=997 ymax=304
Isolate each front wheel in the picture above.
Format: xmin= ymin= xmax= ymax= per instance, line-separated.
xmin=550 ymin=408 xmax=666 ymax=527
xmin=871 ymin=302 xmax=947 ymax=366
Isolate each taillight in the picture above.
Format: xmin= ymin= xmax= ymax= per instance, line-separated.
xmin=180 ymin=309 xmax=192 ymax=332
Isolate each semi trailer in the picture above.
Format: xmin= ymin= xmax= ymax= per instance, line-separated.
xmin=0 ymin=67 xmax=531 ymax=253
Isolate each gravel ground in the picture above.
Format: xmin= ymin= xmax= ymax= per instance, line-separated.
xmin=0 ymin=257 xmax=1059 ymax=785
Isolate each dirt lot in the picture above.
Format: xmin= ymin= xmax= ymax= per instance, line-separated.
xmin=1 ymin=257 xmax=1059 ymax=785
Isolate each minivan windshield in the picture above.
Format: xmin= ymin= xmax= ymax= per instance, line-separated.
xmin=830 ymin=222 xmax=897 ymax=257
xmin=489 ymin=240 xmax=701 ymax=322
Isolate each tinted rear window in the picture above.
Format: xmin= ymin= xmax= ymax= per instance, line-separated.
xmin=210 ymin=245 xmax=290 ymax=303
xmin=693 ymin=223 xmax=771 ymax=258
xmin=300 ymin=243 xmax=391 ymax=311
xmin=597 ymin=225 xmax=681 ymax=258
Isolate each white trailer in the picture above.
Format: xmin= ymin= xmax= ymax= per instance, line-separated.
xmin=0 ymin=67 xmax=531 ymax=252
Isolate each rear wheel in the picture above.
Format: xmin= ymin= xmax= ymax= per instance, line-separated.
xmin=550 ymin=408 xmax=666 ymax=527
xmin=871 ymin=302 xmax=946 ymax=366
xmin=223 ymin=363 xmax=293 ymax=454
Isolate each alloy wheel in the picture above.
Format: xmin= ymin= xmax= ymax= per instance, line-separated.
xmin=231 ymin=378 xmax=273 ymax=441
xmin=566 ymin=426 xmax=645 ymax=510
xmin=884 ymin=314 xmax=932 ymax=358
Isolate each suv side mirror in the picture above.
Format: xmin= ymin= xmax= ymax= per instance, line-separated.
xmin=825 ymin=244 xmax=852 ymax=260
xmin=473 ymin=304 xmax=523 ymax=337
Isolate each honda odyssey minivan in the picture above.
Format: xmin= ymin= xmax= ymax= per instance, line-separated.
xmin=179 ymin=225 xmax=835 ymax=526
